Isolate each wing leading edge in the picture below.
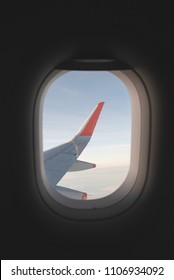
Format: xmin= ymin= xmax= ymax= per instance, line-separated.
xmin=44 ymin=102 xmax=104 ymax=200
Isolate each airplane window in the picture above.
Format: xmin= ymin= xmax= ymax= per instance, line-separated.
xmin=42 ymin=71 xmax=131 ymax=200
xmin=35 ymin=67 xmax=149 ymax=218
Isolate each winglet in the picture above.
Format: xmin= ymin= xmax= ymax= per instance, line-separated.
xmin=81 ymin=192 xmax=87 ymax=200
xmin=78 ymin=102 xmax=104 ymax=136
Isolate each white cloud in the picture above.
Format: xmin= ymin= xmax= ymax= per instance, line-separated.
xmin=58 ymin=166 xmax=129 ymax=199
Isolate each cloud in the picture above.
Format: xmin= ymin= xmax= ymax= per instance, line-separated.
xmin=58 ymin=166 xmax=129 ymax=199
xmin=59 ymin=86 xmax=79 ymax=97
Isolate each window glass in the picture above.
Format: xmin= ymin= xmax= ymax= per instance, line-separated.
xmin=43 ymin=71 xmax=131 ymax=199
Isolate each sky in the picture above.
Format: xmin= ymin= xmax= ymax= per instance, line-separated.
xmin=43 ymin=71 xmax=131 ymax=199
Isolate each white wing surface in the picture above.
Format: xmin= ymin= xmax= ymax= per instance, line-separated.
xmin=44 ymin=102 xmax=104 ymax=200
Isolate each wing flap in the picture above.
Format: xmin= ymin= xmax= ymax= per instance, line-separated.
xmin=55 ymin=185 xmax=87 ymax=200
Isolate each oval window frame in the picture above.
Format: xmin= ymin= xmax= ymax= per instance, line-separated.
xmin=34 ymin=68 xmax=150 ymax=220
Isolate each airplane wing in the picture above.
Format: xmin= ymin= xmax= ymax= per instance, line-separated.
xmin=44 ymin=102 xmax=104 ymax=200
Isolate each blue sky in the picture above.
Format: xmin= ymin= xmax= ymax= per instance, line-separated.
xmin=43 ymin=71 xmax=131 ymax=199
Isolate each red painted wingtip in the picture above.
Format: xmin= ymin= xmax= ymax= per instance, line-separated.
xmin=80 ymin=102 xmax=104 ymax=136
xmin=82 ymin=192 xmax=87 ymax=200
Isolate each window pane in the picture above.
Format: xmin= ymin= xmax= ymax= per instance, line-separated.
xmin=43 ymin=71 xmax=131 ymax=199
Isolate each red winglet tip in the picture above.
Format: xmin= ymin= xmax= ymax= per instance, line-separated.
xmin=80 ymin=102 xmax=104 ymax=136
xmin=82 ymin=193 xmax=87 ymax=200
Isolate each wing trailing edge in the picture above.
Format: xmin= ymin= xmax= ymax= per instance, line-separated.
xmin=55 ymin=185 xmax=87 ymax=200
xmin=68 ymin=159 xmax=96 ymax=172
